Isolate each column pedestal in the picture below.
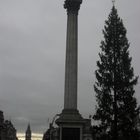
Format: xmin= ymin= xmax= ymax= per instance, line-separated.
xmin=56 ymin=109 xmax=85 ymax=140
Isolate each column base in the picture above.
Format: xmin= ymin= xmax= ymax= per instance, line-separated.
xmin=55 ymin=109 xmax=93 ymax=140
xmin=56 ymin=109 xmax=85 ymax=140
xmin=56 ymin=109 xmax=85 ymax=125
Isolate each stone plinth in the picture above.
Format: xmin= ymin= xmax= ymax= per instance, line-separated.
xmin=56 ymin=109 xmax=85 ymax=140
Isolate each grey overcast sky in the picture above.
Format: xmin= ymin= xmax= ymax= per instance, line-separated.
xmin=0 ymin=0 xmax=140 ymax=134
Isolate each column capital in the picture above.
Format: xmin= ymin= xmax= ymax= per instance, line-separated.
xmin=64 ymin=0 xmax=82 ymax=12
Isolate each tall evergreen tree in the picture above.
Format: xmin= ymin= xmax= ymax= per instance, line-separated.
xmin=93 ymin=5 xmax=139 ymax=140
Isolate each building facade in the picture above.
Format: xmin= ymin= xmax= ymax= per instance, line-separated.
xmin=0 ymin=110 xmax=17 ymax=140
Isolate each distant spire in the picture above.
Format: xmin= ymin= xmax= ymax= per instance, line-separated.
xmin=112 ymin=0 xmax=116 ymax=6
xmin=26 ymin=123 xmax=31 ymax=140
xmin=27 ymin=123 xmax=31 ymax=132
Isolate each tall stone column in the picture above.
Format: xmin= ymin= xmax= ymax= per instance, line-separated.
xmin=55 ymin=1 xmax=93 ymax=140
xmin=56 ymin=0 xmax=84 ymax=124
xmin=64 ymin=0 xmax=82 ymax=110
xmin=56 ymin=1 xmax=93 ymax=140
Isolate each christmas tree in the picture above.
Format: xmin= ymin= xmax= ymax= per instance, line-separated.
xmin=93 ymin=5 xmax=139 ymax=140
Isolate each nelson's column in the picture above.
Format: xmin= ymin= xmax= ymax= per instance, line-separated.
xmin=56 ymin=0 xmax=93 ymax=140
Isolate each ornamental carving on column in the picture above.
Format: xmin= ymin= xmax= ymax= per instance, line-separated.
xmin=64 ymin=0 xmax=82 ymax=12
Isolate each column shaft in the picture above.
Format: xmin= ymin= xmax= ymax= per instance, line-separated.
xmin=64 ymin=10 xmax=78 ymax=109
